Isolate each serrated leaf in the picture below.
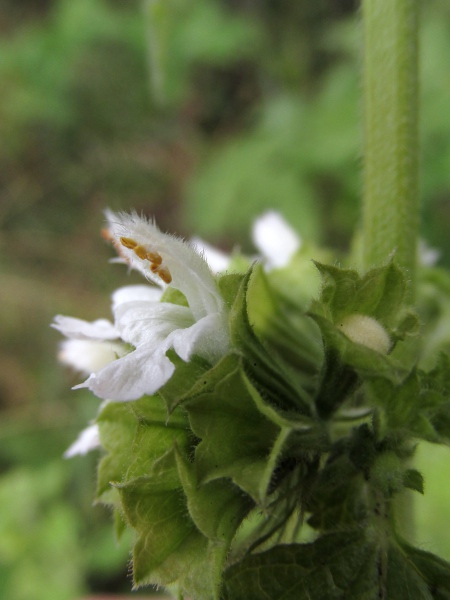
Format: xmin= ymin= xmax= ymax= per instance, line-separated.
xmin=96 ymin=401 xmax=138 ymax=502
xmin=158 ymin=350 xmax=210 ymax=414
xmin=96 ymin=395 xmax=192 ymax=503
xmin=400 ymin=540 xmax=450 ymax=598
xmin=175 ymin=448 xmax=253 ymax=543
xmin=224 ymin=530 xmax=449 ymax=599
xmin=385 ymin=544 xmax=434 ymax=599
xmin=223 ymin=529 xmax=379 ymax=600
xmin=117 ymin=475 xmax=214 ymax=599
xmin=312 ymin=261 xmax=419 ymax=348
xmin=367 ymin=371 xmax=447 ymax=443
xmin=183 ymin=353 xmax=281 ymax=502
xmin=113 ymin=507 xmax=127 ymax=541
xmin=118 ymin=476 xmax=196 ymax=574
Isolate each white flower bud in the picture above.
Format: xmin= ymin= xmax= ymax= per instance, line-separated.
xmin=338 ymin=314 xmax=391 ymax=354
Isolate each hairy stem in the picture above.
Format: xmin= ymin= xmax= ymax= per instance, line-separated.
xmin=362 ymin=0 xmax=419 ymax=301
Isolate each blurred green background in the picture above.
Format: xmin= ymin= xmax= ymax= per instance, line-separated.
xmin=1 ymin=0 xmax=450 ymax=598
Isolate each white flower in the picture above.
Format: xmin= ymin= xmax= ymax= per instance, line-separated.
xmin=252 ymin=211 xmax=301 ymax=270
xmin=57 ymin=339 xmax=126 ymax=376
xmin=57 ymin=212 xmax=230 ymax=402
xmin=52 ymin=316 xmax=119 ymax=340
xmin=52 ymin=315 xmax=126 ymax=375
xmin=64 ymin=424 xmax=100 ymax=458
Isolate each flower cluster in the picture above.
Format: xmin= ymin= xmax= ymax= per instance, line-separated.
xmin=54 ymin=210 xmax=301 ymax=457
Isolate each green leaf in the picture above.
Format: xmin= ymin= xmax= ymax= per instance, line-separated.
xmin=421 ymin=353 xmax=450 ymax=395
xmin=96 ymin=401 xmax=138 ymax=502
xmin=230 ymin=265 xmax=312 ymax=414
xmin=247 ymin=263 xmax=323 ymax=388
xmin=158 ymin=350 xmax=211 ymax=413
xmin=128 ymin=395 xmax=190 ymax=477
xmin=429 ymin=402 xmax=450 ymax=442
xmin=96 ymin=396 xmax=191 ymax=500
xmin=217 ymin=273 xmax=246 ymax=309
xmin=223 ymin=530 xmax=378 ymax=600
xmin=224 ymin=530 xmax=450 ymax=599
xmin=367 ymin=370 xmax=448 ymax=443
xmin=183 ymin=353 xmax=281 ymax=502
xmin=312 ymin=261 xmax=418 ymax=340
xmin=385 ymin=544 xmax=435 ymax=599
xmin=182 ymin=350 xmax=323 ymax=506
xmin=403 ymin=469 xmax=424 ymax=495
xmin=175 ymin=448 xmax=253 ymax=543
xmin=306 ymin=449 xmax=367 ymax=531
xmin=175 ymin=449 xmax=253 ymax=598
xmin=117 ymin=476 xmax=214 ymax=599
xmin=369 ymin=451 xmax=406 ymax=498
xmin=400 ymin=540 xmax=450 ymax=599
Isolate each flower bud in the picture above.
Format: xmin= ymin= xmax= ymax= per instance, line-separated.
xmin=338 ymin=314 xmax=391 ymax=354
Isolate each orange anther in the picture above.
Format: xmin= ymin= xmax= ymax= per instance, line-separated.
xmin=120 ymin=236 xmax=138 ymax=249
xmin=150 ymin=263 xmax=159 ymax=274
xmin=145 ymin=251 xmax=162 ymax=265
xmin=157 ymin=267 xmax=172 ymax=284
xmin=133 ymin=245 xmax=148 ymax=260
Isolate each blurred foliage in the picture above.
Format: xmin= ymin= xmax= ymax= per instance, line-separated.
xmin=0 ymin=0 xmax=449 ymax=597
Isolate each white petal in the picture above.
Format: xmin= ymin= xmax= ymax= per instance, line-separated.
xmin=58 ymin=339 xmax=126 ymax=375
xmin=74 ymin=344 xmax=175 ymax=401
xmin=114 ymin=301 xmax=194 ymax=347
xmin=112 ymin=285 xmax=163 ymax=310
xmin=105 ymin=211 xmax=224 ymax=321
xmin=171 ymin=312 xmax=230 ymax=364
xmin=52 ymin=316 xmax=119 ymax=340
xmin=64 ymin=424 xmax=100 ymax=458
xmin=191 ymin=237 xmax=231 ymax=274
xmin=252 ymin=211 xmax=301 ymax=269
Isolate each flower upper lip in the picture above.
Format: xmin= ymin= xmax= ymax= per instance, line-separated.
xmin=105 ymin=210 xmax=226 ymax=320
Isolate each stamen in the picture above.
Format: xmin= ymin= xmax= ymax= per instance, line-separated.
xmin=120 ymin=237 xmax=138 ymax=249
xmin=145 ymin=251 xmax=162 ymax=265
xmin=133 ymin=245 xmax=148 ymax=260
xmin=149 ymin=263 xmax=172 ymax=283
xmin=157 ymin=267 xmax=172 ymax=284
xmin=118 ymin=233 xmax=170 ymax=283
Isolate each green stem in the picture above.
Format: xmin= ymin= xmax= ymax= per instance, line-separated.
xmin=362 ymin=0 xmax=419 ymax=301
